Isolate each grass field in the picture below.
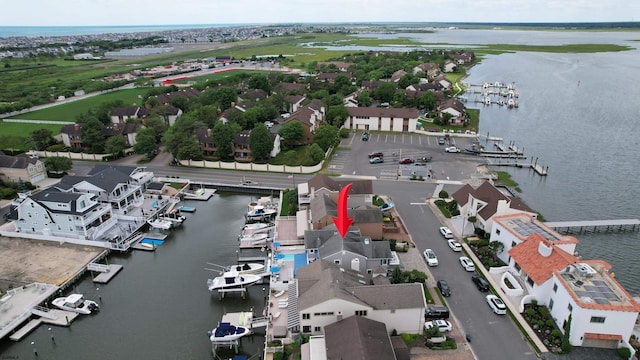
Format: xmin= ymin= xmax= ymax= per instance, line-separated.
xmin=0 ymin=122 xmax=64 ymax=151
xmin=9 ymin=88 xmax=152 ymax=121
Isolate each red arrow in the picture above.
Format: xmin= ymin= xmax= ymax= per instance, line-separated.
xmin=332 ymin=183 xmax=353 ymax=238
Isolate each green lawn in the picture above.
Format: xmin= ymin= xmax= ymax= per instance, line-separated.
xmin=0 ymin=122 xmax=64 ymax=151
xmin=9 ymin=88 xmax=152 ymax=121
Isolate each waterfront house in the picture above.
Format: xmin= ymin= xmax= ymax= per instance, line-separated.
xmin=308 ymin=195 xmax=383 ymax=240
xmin=291 ymin=260 xmax=425 ymax=335
xmin=303 ymin=227 xmax=391 ymax=273
xmin=322 ymin=316 xmax=399 ymax=360
xmin=452 ymin=181 xmax=537 ymax=234
xmin=496 ymin=227 xmax=640 ymax=350
xmin=0 ymin=153 xmax=47 ymax=184
xmin=54 ymin=165 xmax=147 ymax=215
xmin=11 ymin=189 xmax=117 ymax=241
xmin=300 ymin=174 xmax=374 ymax=210
xmin=344 ymin=107 xmax=419 ymax=132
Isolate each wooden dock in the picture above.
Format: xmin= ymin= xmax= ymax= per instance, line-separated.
xmin=486 ymin=157 xmax=548 ymax=176
xmin=545 ymin=219 xmax=640 ymax=234
xmin=88 ymin=263 xmax=124 ymax=283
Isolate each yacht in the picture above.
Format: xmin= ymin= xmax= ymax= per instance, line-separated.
xmin=52 ymin=294 xmax=99 ymax=315
xmin=208 ymin=322 xmax=251 ymax=343
xmin=207 ymin=273 xmax=261 ymax=291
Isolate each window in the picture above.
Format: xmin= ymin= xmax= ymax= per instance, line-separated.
xmin=302 ymin=313 xmax=310 ymax=320
xmin=496 ymin=229 xmax=501 ymax=235
xmin=553 ymin=283 xmax=558 ymax=293
xmin=511 ymin=241 xmax=516 ymax=247
xmin=355 ymin=310 xmax=367 ymax=316
xmin=314 ymin=326 xmax=321 ymax=332
xmin=526 ymin=277 xmax=534 ymax=286
xmin=334 ymin=260 xmax=340 ymax=265
xmin=568 ymin=304 xmax=573 ymax=312
xmin=303 ymin=326 xmax=311 ymax=333
xmin=590 ymin=316 xmax=605 ymax=324
xmin=549 ymin=299 xmax=554 ymax=310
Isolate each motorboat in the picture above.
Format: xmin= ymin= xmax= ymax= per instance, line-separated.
xmin=147 ymin=218 xmax=172 ymax=230
xmin=243 ymin=223 xmax=270 ymax=231
xmin=208 ymin=322 xmax=251 ymax=343
xmin=225 ymin=263 xmax=265 ymax=275
xmin=238 ymin=233 xmax=270 ymax=245
xmin=159 ymin=213 xmax=186 ymax=227
xmin=245 ymin=205 xmax=276 ymax=221
xmin=52 ymin=294 xmax=99 ymax=315
xmin=207 ymin=273 xmax=261 ymax=291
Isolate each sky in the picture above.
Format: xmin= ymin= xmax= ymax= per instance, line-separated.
xmin=3 ymin=0 xmax=639 ymax=26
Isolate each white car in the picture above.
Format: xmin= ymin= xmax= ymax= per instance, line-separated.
xmin=486 ymin=294 xmax=507 ymax=315
xmin=424 ymin=319 xmax=452 ymax=332
xmin=445 ymin=146 xmax=460 ymax=153
xmin=459 ymin=256 xmax=475 ymax=272
xmin=439 ymin=227 xmax=453 ymax=239
xmin=423 ymin=249 xmax=438 ymax=266
xmin=447 ymin=239 xmax=462 ymax=252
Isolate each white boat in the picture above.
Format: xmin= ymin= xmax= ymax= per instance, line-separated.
xmin=243 ymin=223 xmax=270 ymax=231
xmin=147 ymin=218 xmax=172 ymax=230
xmin=207 ymin=273 xmax=261 ymax=291
xmin=245 ymin=205 xmax=277 ymax=221
xmin=208 ymin=322 xmax=251 ymax=343
xmin=242 ymin=223 xmax=274 ymax=235
xmin=238 ymin=233 xmax=269 ymax=244
xmin=225 ymin=263 xmax=265 ymax=275
xmin=52 ymin=294 xmax=99 ymax=315
xmin=159 ymin=213 xmax=186 ymax=227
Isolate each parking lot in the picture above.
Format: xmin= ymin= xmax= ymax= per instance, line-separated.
xmin=330 ymin=131 xmax=485 ymax=180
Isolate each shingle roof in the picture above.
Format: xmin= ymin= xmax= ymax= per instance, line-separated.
xmin=279 ymin=82 xmax=307 ymax=92
xmin=324 ymin=316 xmax=396 ymax=360
xmin=347 ymin=107 xmax=419 ymax=119
xmin=452 ymin=181 xmax=535 ymax=220
xmin=0 ymin=154 xmax=38 ymax=169
xmin=307 ymin=174 xmax=373 ymax=194
xmin=110 ymin=105 xmax=140 ymax=117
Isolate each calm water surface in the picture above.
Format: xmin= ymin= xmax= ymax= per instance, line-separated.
xmin=0 ymin=193 xmax=268 ymax=359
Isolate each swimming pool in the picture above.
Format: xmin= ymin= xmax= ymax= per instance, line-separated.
xmin=278 ymin=253 xmax=307 ymax=275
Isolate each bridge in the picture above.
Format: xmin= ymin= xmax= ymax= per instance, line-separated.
xmin=545 ymin=219 xmax=640 ymax=234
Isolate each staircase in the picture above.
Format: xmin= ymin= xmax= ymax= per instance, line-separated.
xmin=286 ymin=281 xmax=299 ymax=330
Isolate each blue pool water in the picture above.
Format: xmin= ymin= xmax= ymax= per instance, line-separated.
xmin=141 ymin=238 xmax=164 ymax=246
xmin=279 ymin=253 xmax=307 ymax=275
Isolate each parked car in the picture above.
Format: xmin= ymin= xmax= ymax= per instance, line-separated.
xmin=423 ymin=249 xmax=438 ymax=266
xmin=369 ymin=157 xmax=384 ymax=164
xmin=412 ymin=163 xmax=427 ymax=167
xmin=368 ymin=152 xmax=384 ymax=158
xmin=424 ymin=319 xmax=452 ymax=333
xmin=438 ymin=137 xmax=446 ymax=145
xmin=419 ymin=154 xmax=432 ymax=162
xmin=447 ymin=239 xmax=462 ymax=252
xmin=379 ymin=203 xmax=394 ymax=210
xmin=399 ymin=158 xmax=414 ymax=164
xmin=459 ymin=256 xmax=475 ymax=272
xmin=472 ymin=275 xmax=490 ymax=292
xmin=437 ymin=280 xmax=451 ymax=297
xmin=424 ymin=305 xmax=450 ymax=320
xmin=361 ymin=132 xmax=370 ymax=141
xmin=439 ymin=227 xmax=453 ymax=239
xmin=486 ymin=294 xmax=507 ymax=315
xmin=445 ymin=146 xmax=461 ymax=153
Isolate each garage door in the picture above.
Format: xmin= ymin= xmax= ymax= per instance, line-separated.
xmin=582 ymin=337 xmax=619 ymax=349
xmin=30 ymin=173 xmax=46 ymax=184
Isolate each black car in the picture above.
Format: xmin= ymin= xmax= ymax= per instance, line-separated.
xmin=472 ymin=274 xmax=490 ymax=292
xmin=361 ymin=132 xmax=370 ymax=141
xmin=425 ymin=305 xmax=450 ymax=320
xmin=437 ymin=280 xmax=451 ymax=297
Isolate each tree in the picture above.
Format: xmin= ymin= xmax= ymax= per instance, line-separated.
xmin=177 ymin=136 xmax=203 ymax=160
xmin=29 ymin=129 xmax=54 ymax=151
xmin=143 ymin=116 xmax=168 ymax=141
xmin=357 ymin=91 xmax=372 ymax=107
xmin=104 ymin=136 xmax=127 ymax=156
xmin=278 ymin=121 xmax=305 ymax=145
xmin=248 ymin=74 xmax=271 ymax=94
xmin=374 ymin=82 xmax=397 ymax=103
xmin=134 ymin=128 xmax=158 ymax=156
xmin=326 ymin=104 xmax=349 ymax=127
xmin=211 ymin=121 xmax=236 ymax=159
xmin=170 ymin=94 xmax=189 ymax=112
xmin=249 ymin=123 xmax=273 ymax=161
xmin=561 ymin=314 xmax=572 ymax=354
xmin=312 ymin=124 xmax=339 ymax=152
xmin=44 ymin=156 xmax=72 ymax=174
xmin=308 ymin=143 xmax=324 ymax=164
xmin=398 ymin=73 xmax=418 ymax=89
xmin=81 ymin=118 xmax=105 ymax=153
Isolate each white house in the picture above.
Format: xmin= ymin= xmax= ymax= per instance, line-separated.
xmin=345 ymin=107 xmax=419 ymax=132
xmin=488 ymin=212 xmax=640 ymax=351
xmin=292 ymin=260 xmax=425 ymax=336
xmin=12 ymin=190 xmax=116 ymax=241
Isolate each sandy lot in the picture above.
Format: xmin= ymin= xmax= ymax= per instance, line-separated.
xmin=0 ymin=236 xmax=104 ymax=291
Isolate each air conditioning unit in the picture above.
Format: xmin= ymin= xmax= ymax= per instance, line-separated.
xmin=575 ymin=263 xmax=596 ymax=278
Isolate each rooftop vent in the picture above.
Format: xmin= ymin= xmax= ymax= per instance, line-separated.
xmin=575 ymin=263 xmax=597 ymax=278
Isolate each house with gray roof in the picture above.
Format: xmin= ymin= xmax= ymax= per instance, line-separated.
xmin=304 ymin=226 xmax=391 ymax=273
xmin=54 ymin=165 xmax=146 ymax=215
xmin=0 ymin=153 xmax=47 ymax=184
xmin=10 ymin=189 xmax=117 ymax=242
xmin=323 ymin=316 xmax=398 ymax=360
xmin=292 ymin=260 xmax=425 ymax=335
xmin=308 ymin=194 xmax=383 ymax=240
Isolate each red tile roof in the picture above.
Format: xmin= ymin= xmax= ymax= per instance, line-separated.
xmin=508 ymin=233 xmax=579 ymax=285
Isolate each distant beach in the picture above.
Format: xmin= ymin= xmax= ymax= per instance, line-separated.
xmin=0 ymin=24 xmax=250 ymax=38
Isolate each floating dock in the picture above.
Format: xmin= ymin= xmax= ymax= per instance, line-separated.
xmin=88 ymin=263 xmax=124 ymax=284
